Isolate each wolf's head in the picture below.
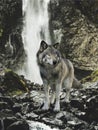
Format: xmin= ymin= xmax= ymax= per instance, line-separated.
xmin=37 ymin=40 xmax=61 ymax=68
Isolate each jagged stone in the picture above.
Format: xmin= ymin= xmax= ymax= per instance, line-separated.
xmin=0 ymin=71 xmax=98 ymax=129
xmin=0 ymin=0 xmax=25 ymax=70
xmin=12 ymin=103 xmax=22 ymax=113
xmin=6 ymin=120 xmax=29 ymax=130
xmin=0 ymin=96 xmax=14 ymax=106
xmin=3 ymin=117 xmax=18 ymax=130
xmin=4 ymin=70 xmax=29 ymax=93
xmin=49 ymin=0 xmax=98 ymax=73
xmin=42 ymin=117 xmax=63 ymax=128
xmin=0 ymin=102 xmax=9 ymax=110
xmin=25 ymin=112 xmax=39 ymax=120
xmin=71 ymin=99 xmax=84 ymax=111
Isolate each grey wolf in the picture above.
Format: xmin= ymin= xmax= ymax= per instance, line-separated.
xmin=37 ymin=40 xmax=80 ymax=111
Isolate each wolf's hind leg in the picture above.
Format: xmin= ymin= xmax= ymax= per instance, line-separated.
xmin=64 ymin=78 xmax=73 ymax=103
xmin=42 ymin=84 xmax=50 ymax=110
xmin=65 ymin=88 xmax=71 ymax=103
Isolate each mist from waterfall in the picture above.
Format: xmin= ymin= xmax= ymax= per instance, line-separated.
xmin=20 ymin=0 xmax=51 ymax=84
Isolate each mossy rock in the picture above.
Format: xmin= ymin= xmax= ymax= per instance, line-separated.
xmin=4 ymin=69 xmax=29 ymax=93
xmin=81 ymin=69 xmax=98 ymax=83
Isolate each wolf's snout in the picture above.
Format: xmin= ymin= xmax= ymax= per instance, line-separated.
xmin=53 ymin=60 xmax=57 ymax=65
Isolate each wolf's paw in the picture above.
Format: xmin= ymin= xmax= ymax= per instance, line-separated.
xmin=54 ymin=107 xmax=60 ymax=112
xmin=50 ymin=97 xmax=55 ymax=104
xmin=42 ymin=103 xmax=49 ymax=111
xmin=54 ymin=102 xmax=60 ymax=112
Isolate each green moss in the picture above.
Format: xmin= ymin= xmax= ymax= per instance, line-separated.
xmin=7 ymin=89 xmax=24 ymax=96
xmin=81 ymin=69 xmax=98 ymax=83
xmin=4 ymin=69 xmax=29 ymax=92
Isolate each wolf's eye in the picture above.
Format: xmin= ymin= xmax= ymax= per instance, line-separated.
xmin=55 ymin=53 xmax=59 ymax=58
xmin=46 ymin=54 xmax=50 ymax=58
xmin=55 ymin=52 xmax=60 ymax=61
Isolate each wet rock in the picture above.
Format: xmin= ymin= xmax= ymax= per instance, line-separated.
xmin=25 ymin=112 xmax=39 ymax=120
xmin=56 ymin=111 xmax=67 ymax=122
xmin=84 ymin=95 xmax=98 ymax=121
xmin=0 ymin=77 xmax=98 ymax=129
xmin=42 ymin=117 xmax=63 ymax=128
xmin=21 ymin=102 xmax=29 ymax=114
xmin=6 ymin=120 xmax=29 ymax=130
xmin=0 ymin=109 xmax=13 ymax=119
xmin=4 ymin=70 xmax=29 ymax=93
xmin=3 ymin=117 xmax=18 ymax=130
xmin=12 ymin=103 xmax=22 ymax=113
xmin=86 ymin=95 xmax=98 ymax=109
xmin=3 ymin=116 xmax=17 ymax=129
xmin=0 ymin=102 xmax=9 ymax=110
xmin=0 ymin=96 xmax=14 ymax=106
xmin=71 ymin=98 xmax=84 ymax=111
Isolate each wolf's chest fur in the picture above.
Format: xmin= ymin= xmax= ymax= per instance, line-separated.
xmin=39 ymin=59 xmax=69 ymax=84
xmin=40 ymin=64 xmax=59 ymax=82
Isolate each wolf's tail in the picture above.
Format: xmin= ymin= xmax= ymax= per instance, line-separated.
xmin=72 ymin=77 xmax=83 ymax=89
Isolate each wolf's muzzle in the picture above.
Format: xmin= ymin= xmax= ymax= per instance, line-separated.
xmin=53 ymin=60 xmax=57 ymax=65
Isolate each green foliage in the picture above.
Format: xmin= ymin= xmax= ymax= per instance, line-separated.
xmin=7 ymin=90 xmax=23 ymax=96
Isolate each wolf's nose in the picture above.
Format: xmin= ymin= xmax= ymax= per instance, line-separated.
xmin=53 ymin=61 xmax=57 ymax=65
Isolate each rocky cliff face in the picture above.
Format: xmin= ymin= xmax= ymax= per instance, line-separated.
xmin=0 ymin=71 xmax=98 ymax=130
xmin=0 ymin=0 xmax=25 ymax=70
xmin=49 ymin=0 xmax=98 ymax=72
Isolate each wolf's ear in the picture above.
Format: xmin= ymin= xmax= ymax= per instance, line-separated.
xmin=40 ymin=40 xmax=48 ymax=52
xmin=53 ymin=42 xmax=60 ymax=49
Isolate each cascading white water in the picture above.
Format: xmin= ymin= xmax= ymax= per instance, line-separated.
xmin=20 ymin=0 xmax=51 ymax=84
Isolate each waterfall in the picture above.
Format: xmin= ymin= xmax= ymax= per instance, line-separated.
xmin=20 ymin=0 xmax=51 ymax=84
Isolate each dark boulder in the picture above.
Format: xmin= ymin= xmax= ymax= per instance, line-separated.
xmin=6 ymin=120 xmax=29 ymax=130
xmin=4 ymin=69 xmax=29 ymax=93
xmin=3 ymin=117 xmax=17 ymax=130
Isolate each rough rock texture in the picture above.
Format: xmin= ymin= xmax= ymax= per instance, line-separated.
xmin=0 ymin=71 xmax=98 ymax=130
xmin=0 ymin=0 xmax=25 ymax=70
xmin=1 ymin=83 xmax=98 ymax=130
xmin=49 ymin=0 xmax=98 ymax=71
xmin=0 ymin=0 xmax=98 ymax=77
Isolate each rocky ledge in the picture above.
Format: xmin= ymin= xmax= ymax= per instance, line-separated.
xmin=0 ymin=70 xmax=98 ymax=130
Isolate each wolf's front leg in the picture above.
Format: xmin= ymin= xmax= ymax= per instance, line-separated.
xmin=54 ymin=83 xmax=61 ymax=111
xmin=50 ymin=85 xmax=56 ymax=104
xmin=42 ymin=84 xmax=50 ymax=110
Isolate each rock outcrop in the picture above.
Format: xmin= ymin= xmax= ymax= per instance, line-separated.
xmin=0 ymin=0 xmax=98 ymax=76
xmin=49 ymin=0 xmax=98 ymax=72
xmin=0 ymin=71 xmax=98 ymax=130
xmin=0 ymin=0 xmax=25 ymax=70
